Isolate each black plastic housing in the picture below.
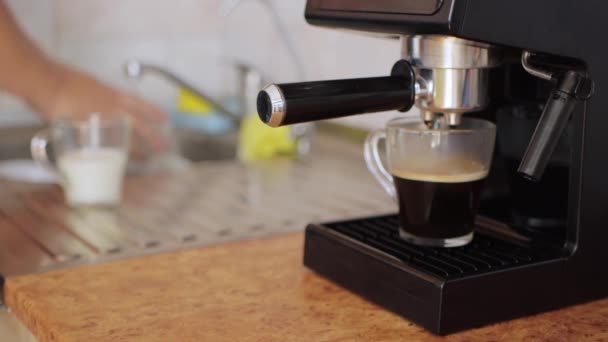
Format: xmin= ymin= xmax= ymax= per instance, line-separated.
xmin=304 ymin=215 xmax=566 ymax=334
xmin=303 ymin=0 xmax=608 ymax=332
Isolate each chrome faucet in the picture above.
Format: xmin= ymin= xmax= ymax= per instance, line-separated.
xmin=124 ymin=60 xmax=241 ymax=122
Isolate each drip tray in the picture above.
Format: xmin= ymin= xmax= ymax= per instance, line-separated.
xmin=303 ymin=215 xmax=567 ymax=335
xmin=324 ymin=215 xmax=562 ymax=279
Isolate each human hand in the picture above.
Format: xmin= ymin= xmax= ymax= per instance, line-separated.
xmin=29 ymin=62 xmax=168 ymax=151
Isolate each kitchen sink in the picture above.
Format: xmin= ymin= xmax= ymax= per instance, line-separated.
xmin=0 ymin=124 xmax=237 ymax=162
xmin=175 ymin=129 xmax=237 ymax=162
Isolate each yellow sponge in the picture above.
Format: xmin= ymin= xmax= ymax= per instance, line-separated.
xmin=238 ymin=114 xmax=296 ymax=162
xmin=177 ymin=88 xmax=212 ymax=115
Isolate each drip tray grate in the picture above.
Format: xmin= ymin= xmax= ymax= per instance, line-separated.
xmin=323 ymin=215 xmax=563 ymax=279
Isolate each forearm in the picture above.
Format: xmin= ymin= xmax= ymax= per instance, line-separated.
xmin=0 ymin=1 xmax=61 ymax=109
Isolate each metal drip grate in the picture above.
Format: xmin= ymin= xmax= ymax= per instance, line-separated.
xmin=325 ymin=215 xmax=563 ymax=279
xmin=0 ymin=133 xmax=394 ymax=277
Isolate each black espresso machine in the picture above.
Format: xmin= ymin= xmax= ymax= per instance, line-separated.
xmin=255 ymin=0 xmax=606 ymax=335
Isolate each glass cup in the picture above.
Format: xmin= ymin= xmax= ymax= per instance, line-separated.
xmin=31 ymin=115 xmax=132 ymax=208
xmin=364 ymin=117 xmax=496 ymax=247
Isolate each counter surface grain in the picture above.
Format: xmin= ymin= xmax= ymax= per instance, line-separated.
xmin=4 ymin=233 xmax=608 ymax=342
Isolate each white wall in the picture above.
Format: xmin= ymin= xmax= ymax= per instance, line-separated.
xmin=1 ymin=0 xmax=415 ymax=129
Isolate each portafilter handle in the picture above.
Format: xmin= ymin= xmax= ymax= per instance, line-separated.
xmin=256 ymin=60 xmax=415 ymax=127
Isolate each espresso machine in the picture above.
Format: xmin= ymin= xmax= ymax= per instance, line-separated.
xmin=256 ymin=0 xmax=607 ymax=334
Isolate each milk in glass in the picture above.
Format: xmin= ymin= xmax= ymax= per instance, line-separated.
xmin=57 ymin=147 xmax=128 ymax=207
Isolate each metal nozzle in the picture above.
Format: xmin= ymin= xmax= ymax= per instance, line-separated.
xmin=257 ymin=84 xmax=286 ymax=127
xmin=447 ymin=113 xmax=463 ymax=127
xmin=421 ymin=111 xmax=437 ymax=128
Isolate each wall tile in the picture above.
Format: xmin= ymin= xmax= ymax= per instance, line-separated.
xmin=0 ymin=1 xmax=57 ymax=124
xmin=220 ymin=1 xmax=283 ymax=80
xmin=60 ymin=41 xmax=169 ymax=105
xmin=56 ymin=0 xmax=221 ymax=43
xmin=5 ymin=0 xmax=57 ymax=52
xmin=166 ymin=39 xmax=235 ymax=99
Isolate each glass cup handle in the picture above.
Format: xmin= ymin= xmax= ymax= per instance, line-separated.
xmin=31 ymin=129 xmax=57 ymax=173
xmin=364 ymin=129 xmax=396 ymax=200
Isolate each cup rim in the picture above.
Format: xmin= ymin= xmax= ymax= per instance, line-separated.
xmin=386 ymin=116 xmax=495 ymax=134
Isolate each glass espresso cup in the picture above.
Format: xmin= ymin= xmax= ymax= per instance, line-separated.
xmin=31 ymin=115 xmax=132 ymax=208
xmin=364 ymin=117 xmax=496 ymax=247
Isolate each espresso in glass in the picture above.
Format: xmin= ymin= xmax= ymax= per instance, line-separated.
xmin=364 ymin=117 xmax=496 ymax=247
xmin=391 ymin=158 xmax=487 ymax=242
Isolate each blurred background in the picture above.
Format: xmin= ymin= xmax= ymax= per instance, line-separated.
xmin=0 ymin=5 xmax=405 ymax=335
xmin=0 ymin=0 xmax=414 ymax=130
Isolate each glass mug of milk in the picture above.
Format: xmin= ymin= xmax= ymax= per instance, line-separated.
xmin=31 ymin=115 xmax=131 ymax=208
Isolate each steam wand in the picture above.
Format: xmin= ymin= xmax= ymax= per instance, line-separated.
xmin=518 ymin=51 xmax=594 ymax=181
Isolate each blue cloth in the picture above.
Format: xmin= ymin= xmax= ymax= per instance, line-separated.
xmin=170 ymin=111 xmax=235 ymax=135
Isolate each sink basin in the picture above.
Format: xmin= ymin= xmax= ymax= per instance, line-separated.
xmin=0 ymin=125 xmax=237 ymax=163
xmin=176 ymin=129 xmax=237 ymax=162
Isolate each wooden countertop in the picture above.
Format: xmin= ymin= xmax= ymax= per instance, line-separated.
xmin=4 ymin=233 xmax=608 ymax=342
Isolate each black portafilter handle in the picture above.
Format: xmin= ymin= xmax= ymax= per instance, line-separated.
xmin=256 ymin=60 xmax=415 ymax=127
xmin=518 ymin=70 xmax=594 ymax=181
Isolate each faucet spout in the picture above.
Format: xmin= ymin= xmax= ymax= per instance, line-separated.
xmin=124 ymin=60 xmax=241 ymax=122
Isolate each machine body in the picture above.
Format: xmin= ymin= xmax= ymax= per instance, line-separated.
xmin=258 ymin=0 xmax=607 ymax=334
